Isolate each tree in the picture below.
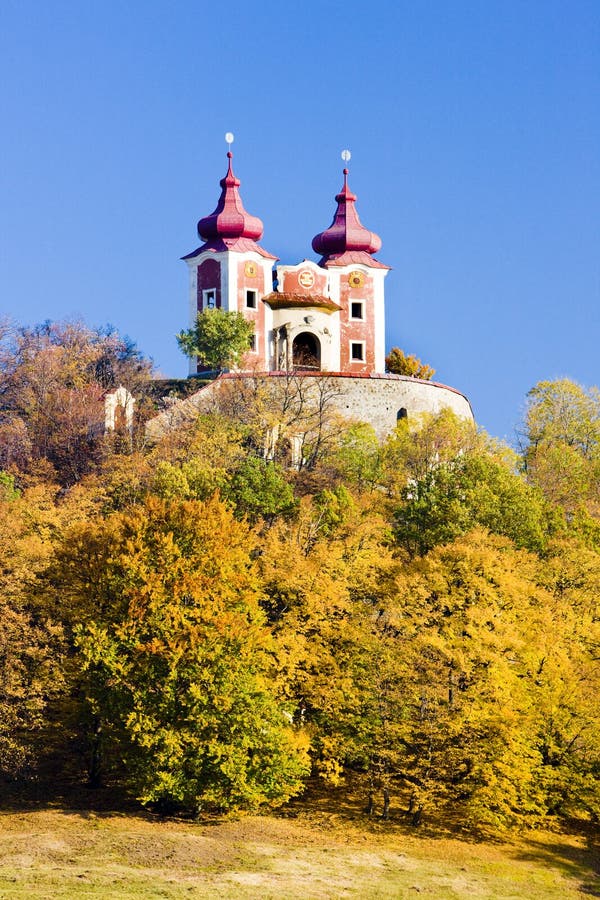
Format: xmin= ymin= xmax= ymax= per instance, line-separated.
xmin=382 ymin=410 xmax=555 ymax=557
xmin=176 ymin=309 xmax=254 ymax=373
xmin=393 ymin=451 xmax=555 ymax=557
xmin=381 ymin=408 xmax=482 ymax=496
xmin=57 ymin=495 xmax=310 ymax=812
xmin=521 ymin=379 xmax=600 ymax=518
xmin=226 ymin=456 xmax=297 ymax=524
xmin=334 ymin=529 xmax=600 ymax=828
xmin=257 ymin=487 xmax=399 ymax=798
xmin=324 ymin=423 xmax=382 ymax=493
xmin=0 ymin=320 xmax=154 ymax=483
xmin=386 ymin=531 xmax=546 ymax=827
xmin=385 ymin=347 xmax=435 ymax=380
xmin=0 ymin=482 xmax=65 ymax=778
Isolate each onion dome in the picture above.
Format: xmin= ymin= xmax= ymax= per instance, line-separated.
xmin=312 ymin=168 xmax=387 ymax=268
xmin=183 ymin=152 xmax=276 ymax=260
xmin=197 ymin=152 xmax=263 ymax=242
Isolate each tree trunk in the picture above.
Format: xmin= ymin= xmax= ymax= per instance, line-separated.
xmin=365 ymin=792 xmax=375 ymax=815
xmin=382 ymin=787 xmax=390 ymax=820
xmin=87 ymin=717 xmax=103 ymax=788
xmin=411 ymin=805 xmax=423 ymax=826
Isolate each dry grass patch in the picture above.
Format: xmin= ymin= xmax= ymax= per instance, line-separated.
xmin=0 ymin=805 xmax=597 ymax=899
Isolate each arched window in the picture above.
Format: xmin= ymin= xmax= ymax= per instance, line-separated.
xmin=292 ymin=332 xmax=321 ymax=370
xmin=397 ymin=407 xmax=408 ymax=421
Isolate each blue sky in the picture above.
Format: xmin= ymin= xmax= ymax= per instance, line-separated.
xmin=1 ymin=1 xmax=598 ymax=441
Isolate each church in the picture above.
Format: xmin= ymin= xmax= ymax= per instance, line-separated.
xmin=182 ymin=148 xmax=389 ymax=378
xmin=147 ymin=145 xmax=472 ymax=443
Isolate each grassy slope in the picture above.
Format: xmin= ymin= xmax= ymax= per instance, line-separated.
xmin=0 ymin=805 xmax=598 ymax=899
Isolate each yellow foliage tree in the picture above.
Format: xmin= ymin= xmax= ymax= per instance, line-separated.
xmin=385 ymin=347 xmax=435 ymax=380
xmin=55 ymin=494 xmax=310 ymax=811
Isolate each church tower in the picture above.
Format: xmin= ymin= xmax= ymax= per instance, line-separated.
xmin=261 ymin=162 xmax=390 ymax=374
xmin=311 ymin=164 xmax=390 ymax=374
xmin=182 ymin=150 xmax=277 ymax=374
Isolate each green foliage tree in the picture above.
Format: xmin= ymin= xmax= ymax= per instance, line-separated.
xmin=0 ymin=471 xmax=20 ymax=501
xmin=525 ymin=379 xmax=600 ymax=458
xmin=385 ymin=347 xmax=435 ymax=380
xmin=393 ymin=452 xmax=555 ymax=557
xmin=324 ymin=423 xmax=382 ymax=492
xmin=60 ymin=495 xmax=309 ymax=812
xmin=381 ymin=408 xmax=483 ymax=495
xmin=226 ymin=456 xmax=297 ymax=524
xmin=522 ymin=379 xmax=600 ymax=519
xmin=176 ymin=308 xmax=255 ymax=373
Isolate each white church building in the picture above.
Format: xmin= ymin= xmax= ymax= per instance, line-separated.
xmin=148 ymin=148 xmax=472 ymax=442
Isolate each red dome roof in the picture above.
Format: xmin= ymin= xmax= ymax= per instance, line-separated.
xmin=197 ymin=152 xmax=264 ymax=242
xmin=312 ymin=169 xmax=382 ymax=264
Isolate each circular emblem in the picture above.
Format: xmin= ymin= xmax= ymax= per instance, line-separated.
xmin=244 ymin=261 xmax=258 ymax=277
xmin=298 ymin=269 xmax=315 ymax=290
xmin=348 ymin=270 xmax=365 ymax=288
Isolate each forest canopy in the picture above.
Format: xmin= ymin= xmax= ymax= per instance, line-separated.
xmin=1 ymin=320 xmax=599 ymax=831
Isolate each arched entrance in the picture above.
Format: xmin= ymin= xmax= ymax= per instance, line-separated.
xmin=292 ymin=332 xmax=321 ymax=370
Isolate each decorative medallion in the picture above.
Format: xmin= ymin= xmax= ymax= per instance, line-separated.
xmin=348 ymin=270 xmax=365 ymax=288
xmin=244 ymin=261 xmax=258 ymax=277
xmin=298 ymin=269 xmax=315 ymax=290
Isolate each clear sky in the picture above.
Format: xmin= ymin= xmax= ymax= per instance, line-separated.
xmin=1 ymin=0 xmax=598 ymax=442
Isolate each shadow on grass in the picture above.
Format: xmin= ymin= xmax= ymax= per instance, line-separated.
xmin=0 ymin=776 xmax=151 ymax=822
xmin=512 ymin=826 xmax=600 ymax=896
xmin=0 ymin=776 xmax=236 ymax=829
xmin=278 ymin=777 xmax=481 ymax=843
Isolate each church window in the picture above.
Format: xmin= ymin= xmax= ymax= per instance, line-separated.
xmin=246 ymin=289 xmax=257 ymax=309
xmin=351 ymin=301 xmax=364 ymax=320
xmin=351 ymin=341 xmax=365 ymax=361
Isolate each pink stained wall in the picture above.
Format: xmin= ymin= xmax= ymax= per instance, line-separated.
xmin=338 ymin=271 xmax=376 ymax=373
xmin=236 ymin=259 xmax=270 ymax=367
xmin=280 ymin=266 xmax=328 ymax=296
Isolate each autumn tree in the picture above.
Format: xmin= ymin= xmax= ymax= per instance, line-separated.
xmin=529 ymin=537 xmax=600 ymax=819
xmin=522 ymin=379 xmax=600 ymax=519
xmin=55 ymin=494 xmax=310 ymax=812
xmin=0 ymin=320 xmax=154 ymax=483
xmin=176 ymin=308 xmax=254 ymax=373
xmin=0 ymin=479 xmax=65 ymax=778
xmin=257 ymin=487 xmax=399 ymax=793
xmin=385 ymin=347 xmax=435 ymax=380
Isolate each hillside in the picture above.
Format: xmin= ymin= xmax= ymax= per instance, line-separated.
xmin=0 ymin=324 xmax=600 ymax=839
xmin=0 ymin=803 xmax=598 ymax=899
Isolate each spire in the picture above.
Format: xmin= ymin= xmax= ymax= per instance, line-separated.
xmin=197 ymin=151 xmax=264 ymax=244
xmin=182 ymin=137 xmax=276 ymax=261
xmin=312 ymin=158 xmax=384 ymax=267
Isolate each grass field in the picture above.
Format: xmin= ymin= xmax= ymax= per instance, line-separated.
xmin=0 ymin=796 xmax=598 ymax=900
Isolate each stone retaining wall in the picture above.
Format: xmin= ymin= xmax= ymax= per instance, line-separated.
xmin=146 ymin=372 xmax=473 ymax=443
